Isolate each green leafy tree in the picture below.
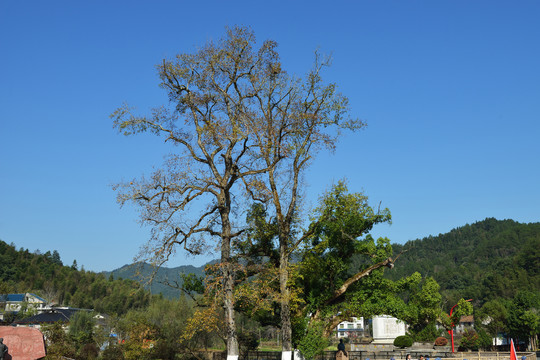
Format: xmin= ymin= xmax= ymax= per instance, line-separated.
xmin=297 ymin=321 xmax=329 ymax=360
xmin=508 ymin=290 xmax=539 ymax=350
xmin=69 ymin=310 xmax=97 ymax=352
xmin=42 ymin=321 xmax=77 ymax=359
xmin=116 ymin=296 xmax=195 ymax=360
xmin=298 ymin=182 xmax=401 ymax=336
xmin=400 ymin=276 xmax=443 ymax=339
xmin=477 ymin=329 xmax=494 ymax=351
xmin=476 ymin=299 xmax=509 ymax=344
xmin=51 ymin=250 xmax=62 ymax=266
xmin=449 ymin=299 xmax=474 ymax=328
xmin=459 ymin=329 xmax=480 ymax=351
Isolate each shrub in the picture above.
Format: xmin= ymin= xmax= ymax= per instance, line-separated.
xmin=394 ymin=335 xmax=414 ymax=348
xmin=79 ymin=343 xmax=99 ymax=360
xmin=459 ymin=329 xmax=479 ymax=351
xmin=238 ymin=331 xmax=260 ymax=354
xmin=414 ymin=324 xmax=440 ymax=342
xmin=101 ymin=344 xmax=125 ymax=360
xmin=477 ymin=329 xmax=493 ymax=351
xmin=298 ymin=322 xmax=329 ymax=360
xmin=434 ymin=337 xmax=448 ymax=346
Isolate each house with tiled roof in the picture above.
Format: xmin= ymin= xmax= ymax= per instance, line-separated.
xmin=455 ymin=315 xmax=474 ymax=334
xmin=13 ymin=307 xmax=84 ymax=329
xmin=0 ymin=293 xmax=48 ymax=320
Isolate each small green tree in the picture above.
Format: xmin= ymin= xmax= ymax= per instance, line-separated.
xmin=507 ymin=290 xmax=539 ymax=350
xmin=69 ymin=310 xmax=96 ymax=348
xmin=42 ymin=321 xmax=77 ymax=359
xmin=476 ymin=299 xmax=509 ymax=338
xmin=401 ymin=276 xmax=443 ymax=341
xmin=297 ymin=321 xmax=329 ymax=360
xmin=477 ymin=329 xmax=493 ymax=351
xmin=459 ymin=329 xmax=480 ymax=351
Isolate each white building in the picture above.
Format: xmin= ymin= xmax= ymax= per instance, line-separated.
xmin=0 ymin=293 xmax=48 ymax=320
xmin=336 ymin=317 xmax=365 ymax=338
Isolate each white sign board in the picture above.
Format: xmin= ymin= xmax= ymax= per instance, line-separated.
xmin=372 ymin=315 xmax=406 ymax=343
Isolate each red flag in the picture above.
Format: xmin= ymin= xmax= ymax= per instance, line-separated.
xmin=510 ymin=339 xmax=517 ymax=360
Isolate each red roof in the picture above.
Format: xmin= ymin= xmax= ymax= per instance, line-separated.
xmin=0 ymin=326 xmax=46 ymax=360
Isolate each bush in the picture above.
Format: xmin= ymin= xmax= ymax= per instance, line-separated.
xmin=79 ymin=343 xmax=99 ymax=360
xmin=101 ymin=344 xmax=125 ymax=360
xmin=394 ymin=335 xmax=414 ymax=348
xmin=434 ymin=337 xmax=448 ymax=346
xmin=459 ymin=329 xmax=480 ymax=351
xmin=238 ymin=331 xmax=259 ymax=354
xmin=477 ymin=329 xmax=493 ymax=351
xmin=298 ymin=322 xmax=329 ymax=360
xmin=414 ymin=324 xmax=441 ymax=342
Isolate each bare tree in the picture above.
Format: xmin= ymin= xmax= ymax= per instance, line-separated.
xmin=112 ymin=26 xmax=282 ymax=360
xmin=113 ymin=26 xmax=362 ymax=359
xmin=245 ymin=53 xmax=364 ymax=358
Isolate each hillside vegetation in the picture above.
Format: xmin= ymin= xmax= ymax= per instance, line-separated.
xmin=0 ymin=240 xmax=151 ymax=316
xmin=4 ymin=217 xmax=535 ymax=315
xmin=387 ymin=218 xmax=540 ymax=309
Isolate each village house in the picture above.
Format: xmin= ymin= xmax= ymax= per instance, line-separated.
xmin=0 ymin=293 xmax=47 ymax=320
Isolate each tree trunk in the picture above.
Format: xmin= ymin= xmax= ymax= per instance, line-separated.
xmin=221 ymin=205 xmax=239 ymax=360
xmin=280 ymin=235 xmax=292 ymax=360
xmin=223 ymin=258 xmax=239 ymax=360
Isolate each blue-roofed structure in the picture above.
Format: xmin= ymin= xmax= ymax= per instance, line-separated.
xmin=0 ymin=293 xmax=48 ymax=320
xmin=0 ymin=294 xmax=25 ymax=302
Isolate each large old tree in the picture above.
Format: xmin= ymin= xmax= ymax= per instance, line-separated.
xmin=113 ymin=26 xmax=362 ymax=358
xmin=112 ymin=27 xmax=281 ymax=359
xmin=240 ymin=50 xmax=364 ymax=360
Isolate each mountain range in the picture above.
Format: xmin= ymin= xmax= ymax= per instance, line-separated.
xmin=103 ymin=262 xmax=206 ymax=299
xmin=103 ymin=217 xmax=540 ymax=306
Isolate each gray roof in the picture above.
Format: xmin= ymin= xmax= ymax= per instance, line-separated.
xmin=13 ymin=308 xmax=86 ymax=325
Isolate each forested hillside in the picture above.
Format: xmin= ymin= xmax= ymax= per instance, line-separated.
xmin=0 ymin=240 xmax=152 ymax=315
xmin=3 ymin=217 xmax=538 ymax=316
xmin=104 ymin=262 xmax=205 ymax=299
xmin=386 ymin=218 xmax=540 ymax=308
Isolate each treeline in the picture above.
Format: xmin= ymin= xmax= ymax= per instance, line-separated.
xmin=386 ymin=218 xmax=540 ymax=309
xmin=0 ymin=240 xmax=151 ymax=315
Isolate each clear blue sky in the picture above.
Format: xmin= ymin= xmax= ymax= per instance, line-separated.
xmin=1 ymin=1 xmax=539 ymax=272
